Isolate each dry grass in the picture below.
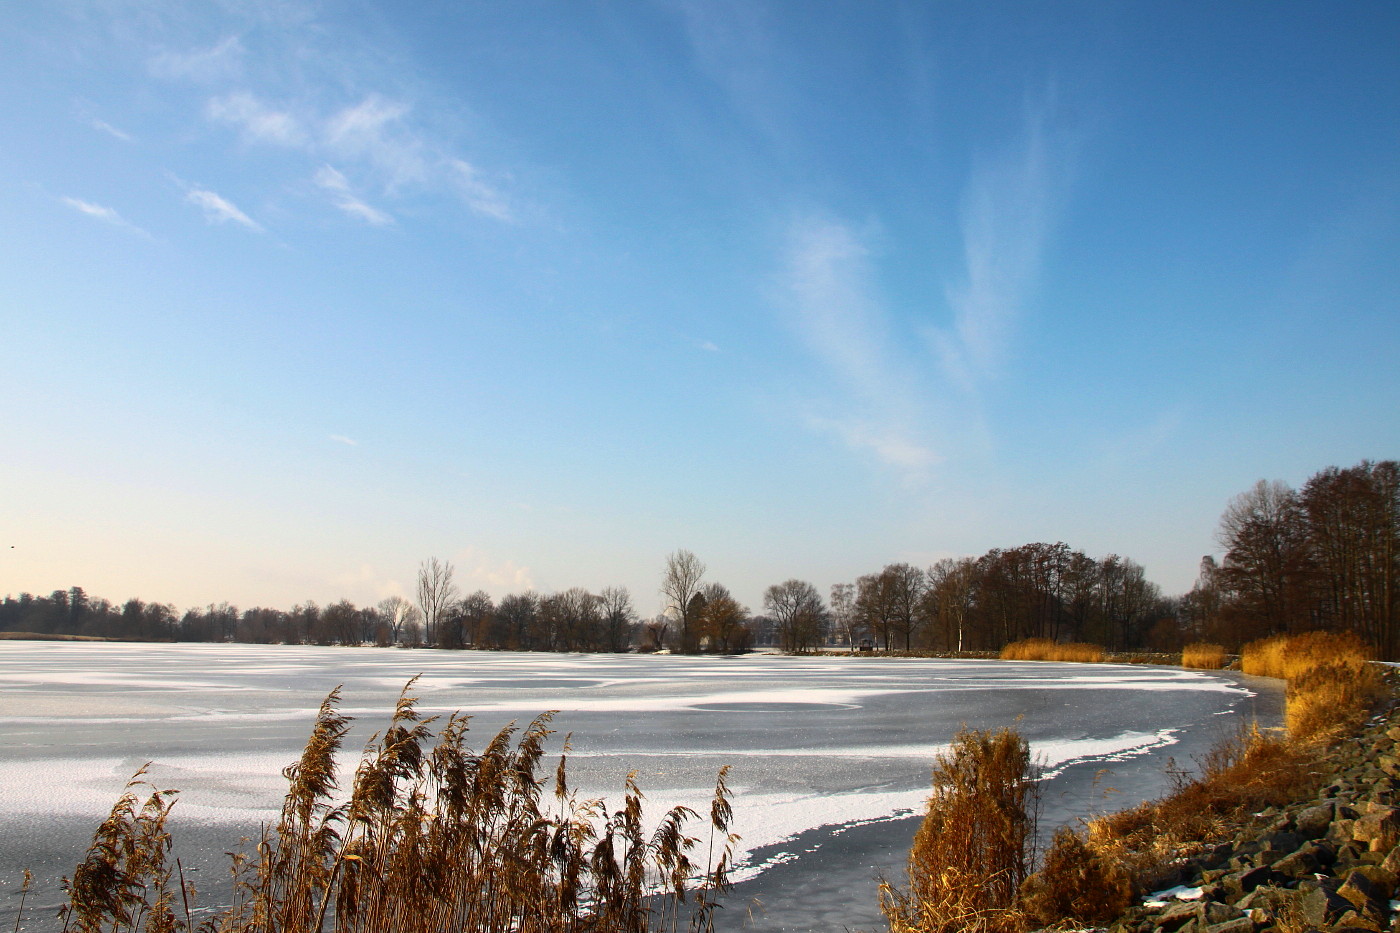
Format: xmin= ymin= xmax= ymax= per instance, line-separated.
xmin=880 ymin=728 xmax=1039 ymax=933
xmin=1019 ymin=826 xmax=1132 ymax=927
xmin=1180 ymin=642 xmax=1227 ymax=670
xmin=54 ymin=680 xmax=737 ymax=933
xmin=999 ymin=639 xmax=1105 ymax=663
xmin=1084 ymin=723 xmax=1314 ymax=889
xmin=1241 ymin=631 xmax=1383 ymax=742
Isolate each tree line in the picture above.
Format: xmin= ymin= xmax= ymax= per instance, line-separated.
xmin=3 ymin=460 xmax=1394 ymax=658
xmin=1179 ymin=459 xmax=1399 ymax=658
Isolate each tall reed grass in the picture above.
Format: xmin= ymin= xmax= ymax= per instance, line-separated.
xmin=1180 ymin=642 xmax=1227 ymax=670
xmin=880 ymin=728 xmax=1039 ymax=933
xmin=1241 ymin=630 xmax=1382 ymax=742
xmin=56 ymin=681 xmax=737 ymax=933
xmin=999 ymin=639 xmax=1105 ymax=663
xmin=1084 ymin=722 xmax=1311 ymax=887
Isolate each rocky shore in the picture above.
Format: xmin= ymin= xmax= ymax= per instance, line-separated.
xmin=1110 ymin=688 xmax=1400 ymax=933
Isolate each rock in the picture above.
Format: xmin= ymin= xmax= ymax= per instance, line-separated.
xmin=1223 ymin=866 xmax=1290 ymax=898
xmin=1265 ymin=831 xmax=1307 ymax=854
xmin=1338 ymin=870 xmax=1390 ymax=921
xmin=1200 ymin=901 xmax=1243 ymax=926
xmin=1237 ymin=886 xmax=1297 ymax=915
xmin=1333 ymin=908 xmax=1385 ymax=932
xmin=1299 ymin=885 xmax=1354 ymax=928
xmin=1158 ymin=901 xmax=1201 ymax=931
xmin=1298 ymin=803 xmax=1338 ymax=839
xmin=1204 ymin=917 xmax=1253 ymax=933
xmin=1276 ymin=843 xmax=1337 ymax=879
xmin=1355 ymin=810 xmax=1400 ymax=852
xmin=1380 ymin=847 xmax=1400 ymax=873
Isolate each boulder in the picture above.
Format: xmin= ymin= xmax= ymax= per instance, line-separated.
xmin=1203 ymin=917 xmax=1253 ymax=933
xmin=1276 ymin=843 xmax=1337 ymax=879
xmin=1298 ymin=884 xmax=1355 ymax=928
xmin=1297 ymin=803 xmax=1338 ymax=840
xmin=1354 ymin=809 xmax=1400 ymax=852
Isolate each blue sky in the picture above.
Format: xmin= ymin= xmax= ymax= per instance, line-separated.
xmin=3 ymin=1 xmax=1398 ymax=614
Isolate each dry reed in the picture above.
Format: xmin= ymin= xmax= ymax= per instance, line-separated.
xmin=999 ymin=639 xmax=1105 ymax=663
xmin=880 ymin=728 xmax=1039 ymax=933
xmin=1019 ymin=825 xmax=1132 ymax=927
xmin=54 ymin=680 xmax=737 ymax=933
xmin=1180 ymin=642 xmax=1227 ymax=670
xmin=1241 ymin=631 xmax=1382 ymax=742
xmin=1085 ymin=722 xmax=1313 ymax=889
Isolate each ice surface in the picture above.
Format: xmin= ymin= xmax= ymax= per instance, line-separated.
xmin=0 ymin=643 xmax=1283 ymax=931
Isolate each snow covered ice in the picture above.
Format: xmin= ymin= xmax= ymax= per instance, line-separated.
xmin=0 ymin=643 xmax=1283 ymax=931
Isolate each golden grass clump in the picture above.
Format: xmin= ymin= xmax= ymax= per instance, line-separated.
xmin=1241 ymin=631 xmax=1382 ymax=742
xmin=54 ymin=679 xmax=738 ymax=933
xmin=1180 ymin=642 xmax=1227 ymax=670
xmin=1019 ymin=825 xmax=1133 ymax=927
xmin=1085 ymin=723 xmax=1311 ymax=888
xmin=999 ymin=638 xmax=1105 ymax=663
xmin=880 ymin=728 xmax=1039 ymax=933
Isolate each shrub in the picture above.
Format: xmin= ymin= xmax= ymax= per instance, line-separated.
xmin=880 ymin=728 xmax=1039 ymax=933
xmin=1181 ymin=642 xmax=1227 ymax=670
xmin=999 ymin=639 xmax=1105 ymax=663
xmin=1020 ymin=826 xmax=1132 ymax=926
xmin=55 ymin=681 xmax=736 ymax=933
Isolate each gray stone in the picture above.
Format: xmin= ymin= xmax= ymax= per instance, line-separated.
xmin=1300 ymin=885 xmax=1354 ymax=928
xmin=1298 ymin=803 xmax=1338 ymax=839
xmin=1355 ymin=810 xmax=1400 ymax=852
xmin=1276 ymin=843 xmax=1335 ymax=879
xmin=1204 ymin=918 xmax=1254 ymax=933
xmin=1333 ymin=908 xmax=1385 ymax=932
xmin=1158 ymin=901 xmax=1200 ymax=931
xmin=1236 ymin=886 xmax=1297 ymax=915
xmin=1338 ymin=869 xmax=1389 ymax=916
xmin=1200 ymin=901 xmax=1244 ymax=926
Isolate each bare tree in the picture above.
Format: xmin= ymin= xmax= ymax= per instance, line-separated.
xmin=660 ymin=549 xmax=706 ymax=653
xmin=416 ymin=557 xmax=458 ymax=647
xmin=598 ymin=586 xmax=637 ymax=652
xmin=765 ymin=579 xmax=827 ymax=653
xmin=1215 ymin=480 xmax=1313 ymax=641
xmin=927 ymin=558 xmax=977 ymax=652
xmin=829 ymin=582 xmax=858 ymax=649
xmin=377 ymin=595 xmax=417 ymax=646
xmin=884 ymin=563 xmax=927 ymax=651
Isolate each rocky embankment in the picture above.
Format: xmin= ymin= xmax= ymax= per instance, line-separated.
xmin=1111 ymin=693 xmax=1400 ymax=933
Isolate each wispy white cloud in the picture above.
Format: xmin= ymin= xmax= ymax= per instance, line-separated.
xmin=806 ymin=415 xmax=941 ymax=473
xmin=207 ymin=92 xmax=306 ymax=147
xmin=328 ymin=434 xmax=358 ymax=446
xmin=696 ymin=339 xmax=720 ymax=353
xmin=184 ymin=186 xmax=264 ymax=232
xmin=783 ymin=217 xmax=893 ymax=402
xmin=778 ymin=215 xmax=940 ymax=474
xmin=934 ymin=98 xmax=1066 ymax=390
xmin=314 ymin=165 xmax=393 ymax=225
xmin=323 ymin=95 xmax=427 ymax=189
xmin=149 ymin=36 xmax=246 ymax=83
xmin=202 ymin=88 xmax=514 ymax=224
xmin=448 ymin=159 xmax=513 ymax=222
xmin=61 ymin=197 xmax=151 ymax=238
xmin=90 ymin=119 xmax=133 ymax=142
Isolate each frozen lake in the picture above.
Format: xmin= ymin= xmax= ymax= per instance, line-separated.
xmin=0 ymin=643 xmax=1282 ymax=931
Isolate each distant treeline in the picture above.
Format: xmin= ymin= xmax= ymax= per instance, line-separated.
xmin=3 ymin=460 xmax=1395 ymax=659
